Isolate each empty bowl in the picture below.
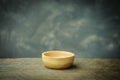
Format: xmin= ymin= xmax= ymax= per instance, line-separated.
xmin=42 ymin=51 xmax=75 ymax=69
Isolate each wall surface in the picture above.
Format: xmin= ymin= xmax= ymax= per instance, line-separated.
xmin=0 ymin=0 xmax=120 ymax=58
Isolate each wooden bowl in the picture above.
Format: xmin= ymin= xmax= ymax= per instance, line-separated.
xmin=42 ymin=51 xmax=75 ymax=69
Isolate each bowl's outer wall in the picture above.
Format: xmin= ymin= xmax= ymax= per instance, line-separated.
xmin=42 ymin=54 xmax=74 ymax=69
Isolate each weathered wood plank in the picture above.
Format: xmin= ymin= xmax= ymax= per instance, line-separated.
xmin=0 ymin=58 xmax=120 ymax=80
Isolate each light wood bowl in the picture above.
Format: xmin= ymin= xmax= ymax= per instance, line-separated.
xmin=42 ymin=51 xmax=75 ymax=69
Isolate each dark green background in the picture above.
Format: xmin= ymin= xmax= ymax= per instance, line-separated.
xmin=0 ymin=0 xmax=120 ymax=58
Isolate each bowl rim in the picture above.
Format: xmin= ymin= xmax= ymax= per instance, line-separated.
xmin=42 ymin=50 xmax=75 ymax=58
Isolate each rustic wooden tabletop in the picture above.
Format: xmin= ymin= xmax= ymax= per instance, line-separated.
xmin=0 ymin=58 xmax=120 ymax=80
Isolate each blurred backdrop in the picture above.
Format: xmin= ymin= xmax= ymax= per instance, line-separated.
xmin=0 ymin=0 xmax=120 ymax=58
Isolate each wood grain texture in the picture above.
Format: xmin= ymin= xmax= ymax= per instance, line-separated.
xmin=0 ymin=58 xmax=120 ymax=80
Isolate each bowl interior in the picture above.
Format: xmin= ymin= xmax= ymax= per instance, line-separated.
xmin=43 ymin=51 xmax=74 ymax=58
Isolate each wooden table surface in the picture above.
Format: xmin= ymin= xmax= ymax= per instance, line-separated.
xmin=0 ymin=58 xmax=120 ymax=80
